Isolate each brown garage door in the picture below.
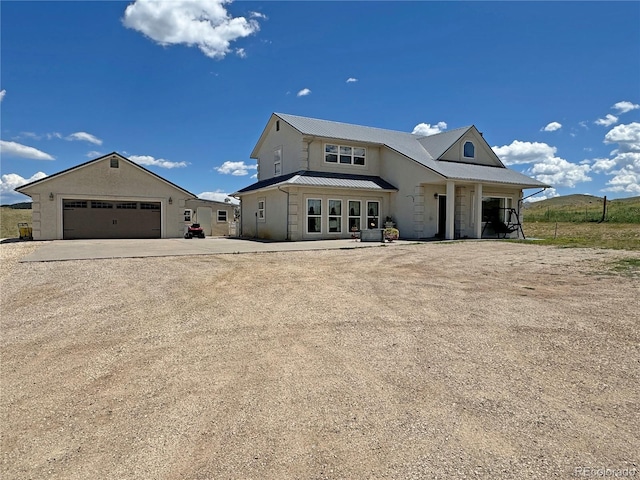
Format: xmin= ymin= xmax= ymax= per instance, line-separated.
xmin=63 ymin=200 xmax=161 ymax=239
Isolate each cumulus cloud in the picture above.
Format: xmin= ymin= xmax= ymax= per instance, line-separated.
xmin=412 ymin=122 xmax=447 ymax=136
xmin=346 ymin=77 xmax=358 ymax=83
xmin=198 ymin=190 xmax=240 ymax=204
xmin=612 ymin=101 xmax=640 ymax=114
xmin=524 ymin=188 xmax=559 ymax=203
xmin=542 ymin=122 xmax=562 ymax=132
xmin=0 ymin=89 xmax=5 ymax=102
xmin=297 ymin=88 xmax=311 ymax=97
xmin=597 ymin=123 xmax=640 ymax=194
xmin=122 ymin=0 xmax=260 ymax=60
xmin=235 ymin=47 xmax=246 ymax=58
xmin=86 ymin=150 xmax=103 ymax=158
xmin=129 ymin=154 xmax=188 ymax=169
xmin=590 ymin=157 xmax=618 ymax=173
xmin=1 ymin=172 xmax=48 ymax=196
xmin=595 ymin=114 xmax=619 ymax=127
xmin=0 ymin=141 xmax=55 ymax=161
xmin=66 ymin=132 xmax=103 ymax=145
xmin=493 ymin=140 xmax=591 ymax=188
xmin=250 ymin=11 xmax=267 ymax=19
xmin=604 ymin=122 xmax=640 ymax=152
xmin=215 ymin=160 xmax=257 ymax=176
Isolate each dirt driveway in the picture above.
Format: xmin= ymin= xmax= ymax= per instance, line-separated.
xmin=1 ymin=241 xmax=638 ymax=479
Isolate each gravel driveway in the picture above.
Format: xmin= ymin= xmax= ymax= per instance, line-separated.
xmin=1 ymin=241 xmax=639 ymax=479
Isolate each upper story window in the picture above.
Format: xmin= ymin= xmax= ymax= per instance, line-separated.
xmin=463 ymin=141 xmax=475 ymax=159
xmin=274 ymin=147 xmax=282 ymax=175
xmin=110 ymin=157 xmax=119 ymax=168
xmin=325 ymin=144 xmax=366 ymax=166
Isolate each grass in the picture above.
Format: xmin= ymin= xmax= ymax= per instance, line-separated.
xmin=522 ymin=194 xmax=640 ymax=223
xmin=0 ymin=207 xmax=32 ymax=239
xmin=521 ymin=222 xmax=640 ymax=250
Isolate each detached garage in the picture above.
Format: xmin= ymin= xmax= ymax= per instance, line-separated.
xmin=16 ymin=153 xmax=199 ymax=240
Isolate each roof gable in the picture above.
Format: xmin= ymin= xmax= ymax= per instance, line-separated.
xmin=15 ymin=152 xmax=197 ymax=197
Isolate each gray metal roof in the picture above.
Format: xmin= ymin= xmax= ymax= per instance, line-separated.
xmin=234 ymin=171 xmax=397 ymax=195
xmin=275 ymin=113 xmax=549 ymax=188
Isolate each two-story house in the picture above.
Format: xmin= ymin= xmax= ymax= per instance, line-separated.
xmin=233 ymin=113 xmax=549 ymax=241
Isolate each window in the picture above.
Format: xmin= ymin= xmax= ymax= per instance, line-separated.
xmin=64 ymin=200 xmax=87 ymax=208
xmin=110 ymin=158 xmax=119 ymax=168
xmin=217 ymin=210 xmax=228 ymax=222
xmin=463 ymin=141 xmax=475 ymax=159
xmin=116 ymin=202 xmax=137 ymax=209
xmin=325 ymin=144 xmax=366 ymax=166
xmin=348 ymin=200 xmax=361 ymax=232
xmin=258 ymin=199 xmax=265 ymax=221
xmin=328 ymin=199 xmax=342 ymax=233
xmin=482 ymin=197 xmax=512 ymax=222
xmin=307 ymin=199 xmax=322 ymax=233
xmin=366 ymin=201 xmax=379 ymax=229
xmin=184 ymin=209 xmax=192 ymax=222
xmin=276 ymin=120 xmax=280 ymax=131
xmin=91 ymin=201 xmax=113 ymax=209
xmin=140 ymin=202 xmax=160 ymax=210
xmin=274 ymin=147 xmax=282 ymax=176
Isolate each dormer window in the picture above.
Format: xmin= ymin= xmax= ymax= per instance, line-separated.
xmin=463 ymin=141 xmax=475 ymax=159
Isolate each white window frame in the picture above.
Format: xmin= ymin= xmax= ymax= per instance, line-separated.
xmin=306 ymin=198 xmax=322 ymax=234
xmin=328 ymin=199 xmax=342 ymax=234
xmin=366 ymin=200 xmax=380 ymax=229
xmin=463 ymin=141 xmax=475 ymax=159
xmin=217 ymin=210 xmax=228 ymax=222
xmin=348 ymin=200 xmax=362 ymax=232
xmin=324 ymin=143 xmax=366 ymax=166
xmin=257 ymin=198 xmax=266 ymax=222
xmin=274 ymin=146 xmax=282 ymax=176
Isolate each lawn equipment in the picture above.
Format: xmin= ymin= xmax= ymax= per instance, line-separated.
xmin=184 ymin=223 xmax=205 ymax=239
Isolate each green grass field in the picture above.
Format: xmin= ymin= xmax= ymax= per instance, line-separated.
xmin=522 ymin=194 xmax=640 ymax=223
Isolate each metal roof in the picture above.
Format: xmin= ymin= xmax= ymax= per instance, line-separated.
xmin=274 ymin=113 xmax=549 ymax=189
xmin=234 ymin=171 xmax=397 ymax=195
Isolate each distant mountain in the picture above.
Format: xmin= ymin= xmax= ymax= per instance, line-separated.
xmin=1 ymin=202 xmax=32 ymax=209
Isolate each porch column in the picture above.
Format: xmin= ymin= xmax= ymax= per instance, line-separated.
xmin=445 ymin=180 xmax=455 ymax=240
xmin=474 ymin=183 xmax=483 ymax=239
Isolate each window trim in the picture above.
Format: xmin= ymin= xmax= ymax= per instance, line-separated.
xmin=306 ymin=198 xmax=322 ymax=234
xmin=328 ymin=199 xmax=342 ymax=234
xmin=324 ymin=143 xmax=366 ymax=166
xmin=217 ymin=210 xmax=228 ymax=222
xmin=463 ymin=141 xmax=475 ymax=159
xmin=257 ymin=198 xmax=266 ymax=222
xmin=274 ymin=146 xmax=282 ymax=176
xmin=348 ymin=199 xmax=362 ymax=232
xmin=366 ymin=200 xmax=380 ymax=229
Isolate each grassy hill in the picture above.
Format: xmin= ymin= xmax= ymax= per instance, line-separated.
xmin=1 ymin=206 xmax=33 ymax=239
xmin=523 ymin=194 xmax=640 ymax=223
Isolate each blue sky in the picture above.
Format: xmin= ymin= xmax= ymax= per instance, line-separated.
xmin=1 ymin=1 xmax=639 ymax=204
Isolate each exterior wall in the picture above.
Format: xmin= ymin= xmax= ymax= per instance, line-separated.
xmin=20 ymin=157 xmax=193 ymax=240
xmin=440 ymin=129 xmax=502 ymax=167
xmin=379 ymin=149 xmax=444 ymax=239
xmin=253 ymin=119 xmax=304 ymax=180
xmin=185 ymin=199 xmax=237 ymax=237
xmin=239 ymin=189 xmax=289 ymax=240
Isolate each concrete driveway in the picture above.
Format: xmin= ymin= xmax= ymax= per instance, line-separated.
xmin=16 ymin=237 xmax=416 ymax=262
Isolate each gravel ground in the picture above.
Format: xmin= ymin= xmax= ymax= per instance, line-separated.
xmin=1 ymin=241 xmax=639 ymax=479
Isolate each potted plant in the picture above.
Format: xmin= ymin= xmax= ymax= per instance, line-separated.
xmin=384 ymin=216 xmax=395 ymax=228
xmin=384 ymin=227 xmax=399 ymax=242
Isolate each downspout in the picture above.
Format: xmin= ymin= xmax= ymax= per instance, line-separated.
xmin=277 ymin=186 xmax=290 ymax=241
xmin=304 ymin=137 xmax=315 ymax=171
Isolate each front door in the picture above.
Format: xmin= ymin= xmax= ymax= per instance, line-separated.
xmin=437 ymin=195 xmax=446 ymax=238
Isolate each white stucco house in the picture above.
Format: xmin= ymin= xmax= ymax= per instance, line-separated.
xmin=233 ymin=113 xmax=549 ymax=241
xmin=15 ymin=152 xmax=237 ymax=240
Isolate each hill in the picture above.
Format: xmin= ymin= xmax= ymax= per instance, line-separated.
xmin=523 ymin=194 xmax=640 ymax=223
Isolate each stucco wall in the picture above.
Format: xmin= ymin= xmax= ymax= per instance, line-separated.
xmin=306 ymin=139 xmax=381 ymax=177
xmin=19 ymin=156 xmax=194 ymax=240
xmin=253 ymin=119 xmax=303 ymax=180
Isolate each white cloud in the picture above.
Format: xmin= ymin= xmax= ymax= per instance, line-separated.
xmin=597 ymin=123 xmax=640 ymax=194
xmin=66 ymin=132 xmax=103 ymax=145
xmin=612 ymin=101 xmax=640 ymax=114
xmin=250 ymin=11 xmax=267 ymax=20
xmin=198 ymin=190 xmax=240 ymax=204
xmin=0 ymin=141 xmax=55 ymax=160
xmin=595 ymin=114 xmax=619 ymax=127
xmin=346 ymin=77 xmax=358 ymax=83
xmin=215 ymin=160 xmax=257 ymax=176
xmin=590 ymin=157 xmax=618 ymax=173
xmin=542 ymin=122 xmax=562 ymax=132
xmin=492 ymin=140 xmax=557 ymax=165
xmin=1 ymin=172 xmax=48 ymax=195
xmin=412 ymin=122 xmax=447 ymax=136
xmin=86 ymin=150 xmax=103 ymax=158
xmin=604 ymin=122 xmax=640 ymax=152
xmin=129 ymin=154 xmax=188 ymax=169
xmin=235 ymin=47 xmax=246 ymax=58
xmin=122 ymin=0 xmax=260 ymax=60
xmin=602 ymin=167 xmax=640 ymax=194
xmin=524 ymin=188 xmax=559 ymax=203
xmin=0 ymin=89 xmax=6 ymax=102
xmin=297 ymin=88 xmax=311 ymax=97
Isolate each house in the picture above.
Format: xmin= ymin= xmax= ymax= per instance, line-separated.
xmin=233 ymin=113 xmax=549 ymax=241
xmin=15 ymin=152 xmax=237 ymax=240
